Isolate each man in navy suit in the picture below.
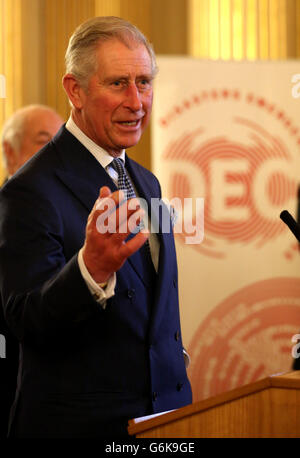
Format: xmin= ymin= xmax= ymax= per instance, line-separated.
xmin=0 ymin=16 xmax=192 ymax=438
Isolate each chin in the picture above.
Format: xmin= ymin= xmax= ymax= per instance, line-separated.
xmin=119 ymin=137 xmax=142 ymax=150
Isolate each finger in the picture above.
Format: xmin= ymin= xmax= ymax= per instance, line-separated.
xmin=116 ymin=207 xmax=145 ymax=238
xmin=95 ymin=190 xmax=125 ymax=212
xmin=92 ymin=191 xmax=124 ymax=230
xmin=99 ymin=186 xmax=111 ymax=199
xmin=94 ymin=195 xmax=142 ymax=233
xmin=92 ymin=193 xmax=128 ymax=234
xmin=96 ymin=205 xmax=145 ymax=239
xmin=89 ymin=187 xmax=112 ymax=215
xmin=115 ymin=198 xmax=141 ymax=229
xmin=121 ymin=229 xmax=150 ymax=258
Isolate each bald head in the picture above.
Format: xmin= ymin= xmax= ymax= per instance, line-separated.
xmin=2 ymin=105 xmax=63 ymax=176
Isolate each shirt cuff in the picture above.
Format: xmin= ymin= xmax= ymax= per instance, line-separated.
xmin=77 ymin=248 xmax=116 ymax=309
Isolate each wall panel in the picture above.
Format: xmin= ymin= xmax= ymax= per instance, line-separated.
xmin=0 ymin=0 xmax=23 ymax=182
xmin=188 ymin=0 xmax=300 ymax=60
xmin=44 ymin=0 xmax=95 ymax=121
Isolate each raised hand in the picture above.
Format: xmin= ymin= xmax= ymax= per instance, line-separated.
xmin=82 ymin=186 xmax=149 ymax=283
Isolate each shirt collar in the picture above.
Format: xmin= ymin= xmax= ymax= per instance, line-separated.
xmin=65 ymin=116 xmax=125 ymax=169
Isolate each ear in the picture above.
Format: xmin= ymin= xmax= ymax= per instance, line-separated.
xmin=62 ymin=73 xmax=86 ymax=109
xmin=3 ymin=141 xmax=18 ymax=176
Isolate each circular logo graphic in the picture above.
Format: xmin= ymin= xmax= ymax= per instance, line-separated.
xmin=160 ymin=89 xmax=300 ymax=258
xmin=188 ymin=277 xmax=300 ymax=402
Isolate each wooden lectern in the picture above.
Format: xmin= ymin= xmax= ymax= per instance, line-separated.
xmin=128 ymin=371 xmax=300 ymax=438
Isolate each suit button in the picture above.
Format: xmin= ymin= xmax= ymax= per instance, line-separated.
xmin=152 ymin=391 xmax=158 ymax=401
xmin=127 ymin=289 xmax=135 ymax=299
xmin=177 ymin=383 xmax=183 ymax=392
xmin=175 ymin=330 xmax=180 ymax=341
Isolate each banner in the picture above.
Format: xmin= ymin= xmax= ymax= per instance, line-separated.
xmin=152 ymin=58 xmax=300 ymax=402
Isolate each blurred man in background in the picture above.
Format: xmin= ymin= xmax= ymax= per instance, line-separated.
xmin=0 ymin=104 xmax=63 ymax=437
xmin=1 ymin=104 xmax=63 ymax=181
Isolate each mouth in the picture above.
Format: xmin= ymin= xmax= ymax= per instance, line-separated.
xmin=118 ymin=120 xmax=140 ymax=126
xmin=116 ymin=119 xmax=143 ymax=133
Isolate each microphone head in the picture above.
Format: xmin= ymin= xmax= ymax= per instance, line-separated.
xmin=280 ymin=209 xmax=300 ymax=243
xmin=280 ymin=209 xmax=291 ymax=222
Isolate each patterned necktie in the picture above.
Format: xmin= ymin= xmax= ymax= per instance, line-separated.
xmin=110 ymin=157 xmax=154 ymax=266
xmin=110 ymin=157 xmax=148 ymax=234
xmin=111 ymin=157 xmax=136 ymax=201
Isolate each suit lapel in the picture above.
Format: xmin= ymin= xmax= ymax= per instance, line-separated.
xmin=125 ymin=156 xmax=156 ymax=287
xmin=127 ymin=156 xmax=177 ymax=339
xmin=52 ymin=126 xmax=118 ymax=213
xmin=149 ymin=229 xmax=177 ymax=342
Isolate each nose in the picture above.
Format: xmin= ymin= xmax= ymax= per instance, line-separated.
xmin=124 ymin=83 xmax=143 ymax=112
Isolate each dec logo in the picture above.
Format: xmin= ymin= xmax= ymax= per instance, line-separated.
xmin=187 ymin=277 xmax=300 ymax=401
xmin=160 ymin=90 xmax=299 ymax=255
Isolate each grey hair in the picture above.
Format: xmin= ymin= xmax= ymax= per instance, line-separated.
xmin=1 ymin=104 xmax=58 ymax=166
xmin=65 ymin=16 xmax=158 ymax=90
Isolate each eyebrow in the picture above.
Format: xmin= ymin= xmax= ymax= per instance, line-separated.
xmin=103 ymin=72 xmax=154 ymax=83
xmin=35 ymin=131 xmax=52 ymax=138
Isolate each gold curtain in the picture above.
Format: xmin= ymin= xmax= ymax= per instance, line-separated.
xmin=45 ymin=0 xmax=95 ymax=121
xmin=188 ymin=0 xmax=300 ymax=60
xmin=0 ymin=0 xmax=23 ymax=119
xmin=0 ymin=0 xmax=22 ymax=181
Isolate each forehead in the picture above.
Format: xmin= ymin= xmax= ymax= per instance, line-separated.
xmin=24 ymin=110 xmax=61 ymax=134
xmin=95 ymin=39 xmax=153 ymax=77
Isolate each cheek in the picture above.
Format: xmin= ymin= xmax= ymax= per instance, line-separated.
xmin=18 ymin=140 xmax=31 ymax=160
xmin=23 ymin=143 xmax=39 ymax=158
xmin=92 ymin=98 xmax=119 ymax=128
xmin=142 ymin=95 xmax=153 ymax=123
xmin=143 ymin=92 xmax=153 ymax=112
xmin=94 ymin=93 xmax=120 ymax=113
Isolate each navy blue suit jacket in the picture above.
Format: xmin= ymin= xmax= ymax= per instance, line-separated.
xmin=0 ymin=126 xmax=192 ymax=437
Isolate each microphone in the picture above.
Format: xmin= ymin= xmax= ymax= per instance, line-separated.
xmin=280 ymin=210 xmax=300 ymax=243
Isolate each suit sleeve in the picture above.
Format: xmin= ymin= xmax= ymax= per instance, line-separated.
xmin=0 ymin=182 xmax=100 ymax=347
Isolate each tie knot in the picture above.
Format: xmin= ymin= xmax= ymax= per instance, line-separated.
xmin=110 ymin=157 xmax=136 ymax=201
xmin=111 ymin=157 xmax=125 ymax=176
